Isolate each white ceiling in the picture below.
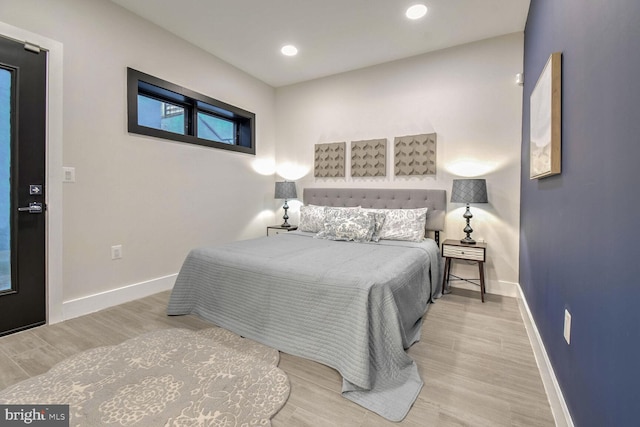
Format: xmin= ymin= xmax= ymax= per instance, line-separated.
xmin=110 ymin=0 xmax=531 ymax=87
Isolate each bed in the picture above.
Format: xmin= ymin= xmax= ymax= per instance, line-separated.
xmin=167 ymin=188 xmax=446 ymax=421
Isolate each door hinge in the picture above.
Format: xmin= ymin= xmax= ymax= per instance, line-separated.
xmin=24 ymin=42 xmax=41 ymax=54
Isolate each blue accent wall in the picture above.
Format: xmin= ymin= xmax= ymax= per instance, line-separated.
xmin=520 ymin=1 xmax=640 ymax=425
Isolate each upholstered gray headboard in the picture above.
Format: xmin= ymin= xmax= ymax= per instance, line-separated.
xmin=303 ymin=187 xmax=446 ymax=242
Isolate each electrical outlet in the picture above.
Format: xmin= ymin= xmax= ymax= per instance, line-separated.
xmin=564 ymin=309 xmax=571 ymax=345
xmin=111 ymin=245 xmax=123 ymax=260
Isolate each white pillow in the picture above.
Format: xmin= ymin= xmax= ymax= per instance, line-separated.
xmin=299 ymin=205 xmax=361 ymax=233
xmin=363 ymin=207 xmax=428 ymax=241
xmin=299 ymin=205 xmax=326 ymax=232
xmin=315 ymin=208 xmax=377 ymax=242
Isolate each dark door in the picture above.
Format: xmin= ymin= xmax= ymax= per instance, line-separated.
xmin=0 ymin=35 xmax=47 ymax=336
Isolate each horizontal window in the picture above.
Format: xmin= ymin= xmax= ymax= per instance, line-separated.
xmin=127 ymin=68 xmax=255 ymax=154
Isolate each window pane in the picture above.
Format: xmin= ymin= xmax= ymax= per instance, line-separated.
xmin=197 ymin=112 xmax=235 ymax=144
xmin=0 ymin=68 xmax=12 ymax=291
xmin=137 ymin=94 xmax=185 ymax=135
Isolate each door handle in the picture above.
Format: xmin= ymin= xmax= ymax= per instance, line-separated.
xmin=17 ymin=202 xmax=43 ymax=214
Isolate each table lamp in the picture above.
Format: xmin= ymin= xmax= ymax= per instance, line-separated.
xmin=450 ymin=179 xmax=488 ymax=245
xmin=274 ymin=181 xmax=297 ymax=227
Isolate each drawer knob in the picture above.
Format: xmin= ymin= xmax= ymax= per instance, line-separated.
xmin=461 ymin=251 xmax=465 ymax=254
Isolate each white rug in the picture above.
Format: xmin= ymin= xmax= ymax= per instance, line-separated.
xmin=0 ymin=328 xmax=290 ymax=426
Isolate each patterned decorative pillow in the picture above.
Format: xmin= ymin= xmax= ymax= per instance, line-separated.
xmin=369 ymin=212 xmax=387 ymax=242
xmin=363 ymin=207 xmax=428 ymax=241
xmin=316 ymin=208 xmax=377 ymax=242
xmin=299 ymin=205 xmax=326 ymax=232
xmin=299 ymin=205 xmax=361 ymax=232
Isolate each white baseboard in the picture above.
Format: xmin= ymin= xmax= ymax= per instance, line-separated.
xmin=61 ymin=273 xmax=177 ymax=321
xmin=516 ymin=284 xmax=574 ymax=427
xmin=449 ymin=279 xmax=519 ymax=297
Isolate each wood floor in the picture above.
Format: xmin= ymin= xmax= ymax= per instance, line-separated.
xmin=0 ymin=288 xmax=555 ymax=426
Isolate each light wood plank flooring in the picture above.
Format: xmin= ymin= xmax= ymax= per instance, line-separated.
xmin=0 ymin=289 xmax=554 ymax=426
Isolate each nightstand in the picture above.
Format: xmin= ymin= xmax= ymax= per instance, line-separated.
xmin=266 ymin=225 xmax=298 ymax=236
xmin=441 ymin=239 xmax=487 ymax=302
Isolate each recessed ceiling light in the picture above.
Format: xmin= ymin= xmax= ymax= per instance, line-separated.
xmin=406 ymin=4 xmax=428 ymax=20
xmin=281 ymin=45 xmax=298 ymax=56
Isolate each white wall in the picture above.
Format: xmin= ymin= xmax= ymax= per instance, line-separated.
xmin=275 ymin=34 xmax=524 ymax=295
xmin=0 ymin=0 xmax=524 ymax=321
xmin=1 ymin=0 xmax=277 ymax=317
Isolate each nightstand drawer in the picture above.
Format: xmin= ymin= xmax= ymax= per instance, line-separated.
xmin=442 ymin=245 xmax=485 ymax=261
xmin=268 ymin=228 xmax=289 ymax=236
xmin=266 ymin=225 xmax=298 ymax=236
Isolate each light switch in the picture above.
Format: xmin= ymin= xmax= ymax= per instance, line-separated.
xmin=63 ymin=167 xmax=75 ymax=183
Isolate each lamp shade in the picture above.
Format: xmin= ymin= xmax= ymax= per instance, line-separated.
xmin=274 ymin=181 xmax=297 ymax=199
xmin=450 ymin=179 xmax=488 ymax=204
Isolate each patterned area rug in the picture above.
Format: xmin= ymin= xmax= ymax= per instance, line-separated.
xmin=0 ymin=328 xmax=290 ymax=426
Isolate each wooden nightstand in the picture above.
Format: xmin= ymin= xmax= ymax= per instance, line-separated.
xmin=266 ymin=225 xmax=298 ymax=236
xmin=441 ymin=239 xmax=487 ymax=302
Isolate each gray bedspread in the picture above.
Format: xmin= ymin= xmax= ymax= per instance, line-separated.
xmin=167 ymin=231 xmax=442 ymax=421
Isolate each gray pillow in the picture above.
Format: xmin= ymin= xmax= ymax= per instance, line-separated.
xmin=369 ymin=212 xmax=387 ymax=242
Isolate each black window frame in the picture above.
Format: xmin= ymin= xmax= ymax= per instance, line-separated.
xmin=127 ymin=68 xmax=255 ymax=155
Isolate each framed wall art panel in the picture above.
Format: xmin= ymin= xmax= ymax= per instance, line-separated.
xmin=394 ymin=133 xmax=437 ymax=176
xmin=530 ymin=52 xmax=562 ymax=179
xmin=314 ymin=142 xmax=346 ymax=178
xmin=351 ymin=139 xmax=386 ymax=177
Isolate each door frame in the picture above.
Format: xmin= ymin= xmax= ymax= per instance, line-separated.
xmin=0 ymin=21 xmax=63 ymax=324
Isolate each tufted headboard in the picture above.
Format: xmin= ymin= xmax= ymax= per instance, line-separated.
xmin=303 ymin=187 xmax=446 ymax=243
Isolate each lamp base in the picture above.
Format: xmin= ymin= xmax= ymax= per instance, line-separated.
xmin=460 ymin=203 xmax=476 ymax=244
xmin=281 ymin=199 xmax=291 ymax=228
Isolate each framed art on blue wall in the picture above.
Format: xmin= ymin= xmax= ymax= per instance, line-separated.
xmin=530 ymin=52 xmax=562 ymax=179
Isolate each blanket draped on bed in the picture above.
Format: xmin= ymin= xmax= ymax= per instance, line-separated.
xmin=167 ymin=231 xmax=441 ymax=421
